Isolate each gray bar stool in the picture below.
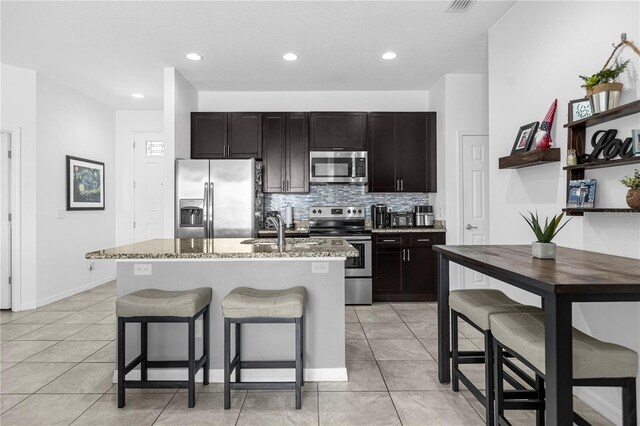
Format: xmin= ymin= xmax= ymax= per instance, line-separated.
xmin=449 ymin=289 xmax=542 ymax=426
xmin=221 ymin=286 xmax=306 ymax=410
xmin=491 ymin=312 xmax=638 ymax=426
xmin=116 ymin=288 xmax=212 ymax=408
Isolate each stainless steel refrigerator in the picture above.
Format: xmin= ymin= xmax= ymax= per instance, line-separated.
xmin=175 ymin=159 xmax=263 ymax=238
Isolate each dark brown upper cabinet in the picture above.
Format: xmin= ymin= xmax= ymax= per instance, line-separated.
xmin=262 ymin=113 xmax=309 ymax=193
xmin=309 ymin=112 xmax=367 ymax=150
xmin=191 ymin=112 xmax=262 ymax=159
xmin=368 ymin=112 xmax=437 ymax=193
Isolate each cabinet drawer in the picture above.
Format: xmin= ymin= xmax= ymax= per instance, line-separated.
xmin=409 ymin=232 xmax=445 ymax=247
xmin=375 ymin=235 xmax=403 ymax=246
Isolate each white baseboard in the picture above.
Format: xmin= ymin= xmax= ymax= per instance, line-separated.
xmin=36 ymin=275 xmax=116 ymax=308
xmin=112 ymin=367 xmax=348 ymax=383
xmin=574 ymin=388 xmax=621 ymax=426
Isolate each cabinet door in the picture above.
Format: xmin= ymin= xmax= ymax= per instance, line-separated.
xmin=191 ymin=112 xmax=227 ymax=159
xmin=373 ymin=236 xmax=404 ymax=294
xmin=395 ymin=113 xmax=429 ymax=192
xmin=404 ymin=233 xmax=445 ymax=296
xmin=262 ymin=113 xmax=286 ymax=193
xmin=368 ymin=113 xmax=397 ymax=192
xmin=309 ymin=112 xmax=367 ymax=150
xmin=286 ymin=113 xmax=309 ymax=193
xmin=228 ymin=113 xmax=262 ymax=159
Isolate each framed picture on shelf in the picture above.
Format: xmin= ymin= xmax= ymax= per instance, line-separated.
xmin=66 ymin=155 xmax=105 ymax=211
xmin=568 ymin=98 xmax=593 ymax=122
xmin=567 ymin=179 xmax=597 ymax=208
xmin=632 ymin=129 xmax=640 ymax=157
xmin=510 ymin=121 xmax=539 ymax=154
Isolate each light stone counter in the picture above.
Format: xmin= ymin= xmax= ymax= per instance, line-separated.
xmin=86 ymin=237 xmax=358 ymax=260
xmin=87 ymin=238 xmax=352 ymax=385
xmin=369 ymin=227 xmax=447 ymax=233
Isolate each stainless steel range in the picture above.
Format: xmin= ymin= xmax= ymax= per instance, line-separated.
xmin=309 ymin=206 xmax=372 ymax=305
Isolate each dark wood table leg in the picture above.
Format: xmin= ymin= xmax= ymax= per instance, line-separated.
xmin=437 ymin=253 xmax=450 ymax=384
xmin=543 ymin=294 xmax=573 ymax=425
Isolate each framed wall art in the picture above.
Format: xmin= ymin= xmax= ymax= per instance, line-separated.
xmin=66 ymin=155 xmax=105 ymax=211
xmin=567 ymin=179 xmax=597 ymax=208
xmin=510 ymin=121 xmax=539 ymax=154
xmin=568 ymin=98 xmax=593 ymax=122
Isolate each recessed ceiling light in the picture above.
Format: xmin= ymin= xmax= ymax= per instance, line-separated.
xmin=381 ymin=51 xmax=398 ymax=60
xmin=131 ymin=93 xmax=144 ymax=99
xmin=186 ymin=53 xmax=202 ymax=61
xmin=283 ymin=53 xmax=298 ymax=61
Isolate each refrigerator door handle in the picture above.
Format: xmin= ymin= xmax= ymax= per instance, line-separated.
xmin=204 ymin=182 xmax=209 ymax=238
xmin=209 ymin=182 xmax=214 ymax=238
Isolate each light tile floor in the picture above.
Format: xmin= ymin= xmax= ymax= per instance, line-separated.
xmin=0 ymin=282 xmax=614 ymax=425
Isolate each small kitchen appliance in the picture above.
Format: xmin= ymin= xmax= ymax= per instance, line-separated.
xmin=414 ymin=205 xmax=435 ymax=228
xmin=371 ymin=204 xmax=388 ymax=229
xmin=390 ymin=212 xmax=414 ymax=228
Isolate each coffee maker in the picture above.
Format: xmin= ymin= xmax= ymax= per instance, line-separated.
xmin=371 ymin=204 xmax=388 ymax=228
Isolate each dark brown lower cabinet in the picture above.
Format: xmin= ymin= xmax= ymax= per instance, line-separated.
xmin=373 ymin=232 xmax=445 ymax=302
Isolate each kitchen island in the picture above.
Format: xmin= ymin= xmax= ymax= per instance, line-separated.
xmin=87 ymin=237 xmax=358 ymax=383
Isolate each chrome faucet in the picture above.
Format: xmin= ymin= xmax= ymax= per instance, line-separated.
xmin=265 ymin=214 xmax=286 ymax=251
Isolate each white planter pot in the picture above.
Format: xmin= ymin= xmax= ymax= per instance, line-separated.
xmin=532 ymin=242 xmax=556 ymax=259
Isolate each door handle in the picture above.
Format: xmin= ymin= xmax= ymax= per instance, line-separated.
xmin=204 ymin=183 xmax=209 ymax=238
xmin=209 ymin=182 xmax=215 ymax=237
xmin=466 ymin=224 xmax=478 ymax=230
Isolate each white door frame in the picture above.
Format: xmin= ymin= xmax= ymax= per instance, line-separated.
xmin=456 ymin=131 xmax=490 ymax=288
xmin=1 ymin=127 xmax=22 ymax=311
xmin=132 ymin=130 xmax=165 ymax=243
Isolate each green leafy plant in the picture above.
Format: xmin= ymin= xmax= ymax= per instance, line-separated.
xmin=579 ymin=59 xmax=629 ymax=89
xmin=520 ymin=211 xmax=571 ymax=244
xmin=621 ymin=169 xmax=640 ymax=189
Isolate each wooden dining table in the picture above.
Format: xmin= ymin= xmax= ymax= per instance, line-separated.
xmin=433 ymin=244 xmax=640 ymax=425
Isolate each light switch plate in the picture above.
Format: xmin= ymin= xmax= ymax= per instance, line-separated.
xmin=134 ymin=264 xmax=152 ymax=275
xmin=57 ymin=208 xmax=65 ymax=219
xmin=311 ymin=262 xmax=329 ymax=274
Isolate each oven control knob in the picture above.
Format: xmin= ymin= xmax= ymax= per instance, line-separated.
xmin=347 ymin=209 xmax=351 ymax=214
xmin=312 ymin=209 xmax=316 ymax=214
xmin=358 ymin=209 xmax=362 ymax=214
xmin=318 ymin=209 xmax=322 ymax=214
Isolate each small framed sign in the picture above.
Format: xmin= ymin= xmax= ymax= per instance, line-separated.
xmin=511 ymin=122 xmax=539 ymax=154
xmin=567 ymin=179 xmax=597 ymax=208
xmin=632 ymin=129 xmax=640 ymax=157
xmin=66 ymin=156 xmax=105 ymax=211
xmin=568 ymin=98 xmax=592 ymax=122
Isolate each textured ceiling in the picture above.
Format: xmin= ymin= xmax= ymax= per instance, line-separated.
xmin=1 ymin=1 xmax=515 ymax=109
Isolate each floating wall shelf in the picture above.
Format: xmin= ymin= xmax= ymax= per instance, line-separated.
xmin=499 ymin=148 xmax=561 ymax=169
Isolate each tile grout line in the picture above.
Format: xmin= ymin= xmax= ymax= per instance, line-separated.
xmin=151 ymin=389 xmax=179 ymax=425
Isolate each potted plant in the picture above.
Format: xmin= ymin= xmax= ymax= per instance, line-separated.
xmin=521 ymin=211 xmax=571 ymax=259
xmin=621 ymin=169 xmax=640 ymax=209
xmin=579 ymin=59 xmax=629 ymax=113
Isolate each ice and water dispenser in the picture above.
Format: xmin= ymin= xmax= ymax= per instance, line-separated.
xmin=179 ymin=199 xmax=204 ymax=227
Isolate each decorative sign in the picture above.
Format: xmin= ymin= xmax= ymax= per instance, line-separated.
xmin=587 ymin=129 xmax=635 ymax=161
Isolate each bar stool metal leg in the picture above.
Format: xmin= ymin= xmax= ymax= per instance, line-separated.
xmin=141 ymin=322 xmax=148 ymax=382
xmin=224 ymin=317 xmax=231 ymax=410
xmin=484 ymin=332 xmax=495 ymax=426
xmin=535 ymin=375 xmax=545 ymax=426
xmin=295 ymin=317 xmax=302 ymax=410
xmin=494 ymin=338 xmax=505 ymax=425
xmin=301 ymin=315 xmax=305 ymax=386
xmin=235 ymin=323 xmax=241 ymax=383
xmin=188 ymin=317 xmax=196 ymax=408
xmin=622 ymin=378 xmax=637 ymax=426
xmin=117 ymin=318 xmax=126 ymax=408
xmin=451 ymin=310 xmax=460 ymax=392
xmin=203 ymin=305 xmax=210 ymax=386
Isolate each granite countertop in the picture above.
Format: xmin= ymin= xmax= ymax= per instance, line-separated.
xmin=368 ymin=226 xmax=447 ymax=233
xmin=257 ymin=227 xmax=310 ymax=236
xmin=86 ymin=238 xmax=359 ymax=260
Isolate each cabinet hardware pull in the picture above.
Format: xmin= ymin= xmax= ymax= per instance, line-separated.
xmin=332 ymin=147 xmax=344 ymax=150
xmin=383 ymin=239 xmax=397 ymax=242
xmin=400 ymin=180 xmax=404 ymax=191
xmin=402 ymin=249 xmax=406 ymax=261
xmin=407 ymin=249 xmax=410 ymax=261
xmin=417 ymin=239 xmax=431 ymax=242
xmin=396 ymin=180 xmax=399 ymax=191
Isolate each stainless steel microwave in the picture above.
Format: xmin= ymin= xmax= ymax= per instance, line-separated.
xmin=309 ymin=151 xmax=367 ymax=184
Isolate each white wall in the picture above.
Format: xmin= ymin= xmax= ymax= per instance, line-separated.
xmin=163 ymin=68 xmax=197 ymax=238
xmin=488 ymin=1 xmax=640 ymax=422
xmin=35 ymin=76 xmax=116 ymax=305
xmin=198 ymin=91 xmax=429 ymax=112
xmin=0 ymin=64 xmax=38 ymax=310
xmin=115 ymin=111 xmax=163 ymax=246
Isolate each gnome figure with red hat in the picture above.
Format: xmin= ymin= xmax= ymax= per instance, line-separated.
xmin=534 ymin=99 xmax=557 ymax=150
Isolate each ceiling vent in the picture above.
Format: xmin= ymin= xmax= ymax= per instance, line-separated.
xmin=446 ymin=0 xmax=475 ymax=13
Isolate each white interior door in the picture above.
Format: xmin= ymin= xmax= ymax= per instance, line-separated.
xmin=0 ymin=133 xmax=12 ymax=309
xmin=462 ymin=134 xmax=490 ymax=287
xmin=133 ymin=132 xmax=166 ymax=242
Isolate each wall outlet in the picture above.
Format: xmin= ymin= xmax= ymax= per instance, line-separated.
xmin=195 ymin=320 xmax=202 ymax=338
xmin=311 ymin=262 xmax=329 ymax=274
xmin=134 ymin=264 xmax=152 ymax=276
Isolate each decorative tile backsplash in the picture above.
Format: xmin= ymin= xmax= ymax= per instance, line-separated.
xmin=265 ymin=184 xmax=431 ymax=219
